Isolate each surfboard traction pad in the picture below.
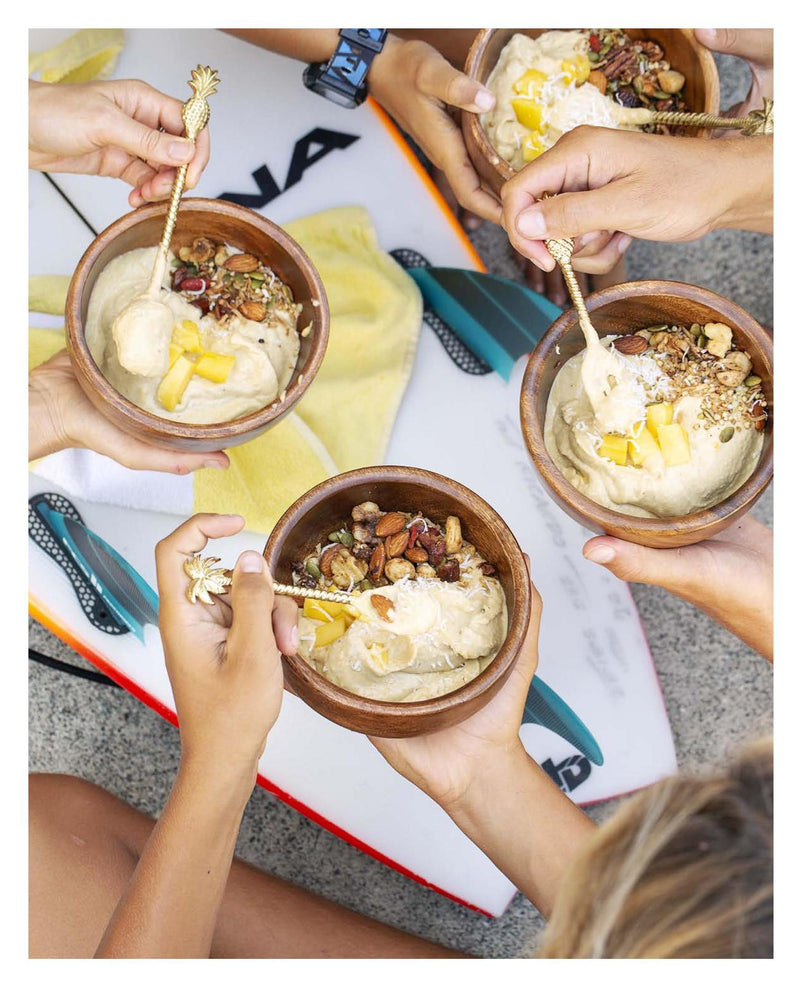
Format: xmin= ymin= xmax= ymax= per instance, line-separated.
xmin=29 ymin=492 xmax=129 ymax=635
xmin=391 ymin=248 xmax=491 ymax=375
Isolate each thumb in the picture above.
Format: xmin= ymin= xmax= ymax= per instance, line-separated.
xmin=226 ymin=551 xmax=278 ymax=665
xmin=98 ymin=109 xmax=195 ymax=166
xmin=693 ymin=29 xmax=773 ymax=66
xmin=514 ymin=185 xmax=624 ymax=242
xmin=582 ymin=536 xmax=696 ymax=593
xmin=418 ymin=56 xmax=495 ymax=112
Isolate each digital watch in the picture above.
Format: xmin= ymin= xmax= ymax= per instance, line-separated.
xmin=303 ymin=29 xmax=388 ymax=108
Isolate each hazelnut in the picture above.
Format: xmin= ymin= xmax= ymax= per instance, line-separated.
xmin=352 ymin=501 xmax=381 ymax=523
xmin=385 ymin=558 xmax=415 ymax=582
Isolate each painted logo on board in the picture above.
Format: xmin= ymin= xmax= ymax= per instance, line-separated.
xmin=541 ymin=755 xmax=592 ymax=793
xmin=219 ymin=127 xmax=359 ymax=208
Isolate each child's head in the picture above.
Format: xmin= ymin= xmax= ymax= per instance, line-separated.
xmin=539 ymin=738 xmax=773 ymax=958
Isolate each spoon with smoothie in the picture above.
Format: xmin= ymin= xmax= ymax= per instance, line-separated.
xmin=111 ymin=65 xmax=219 ymax=378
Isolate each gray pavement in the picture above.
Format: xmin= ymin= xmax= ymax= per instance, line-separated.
xmin=28 ymin=49 xmax=772 ymax=958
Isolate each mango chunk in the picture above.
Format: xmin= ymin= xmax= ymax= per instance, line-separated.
xmin=657 ymin=423 xmax=691 ymax=467
xmin=313 ymin=616 xmax=347 ymax=648
xmin=561 ymin=55 xmax=590 ymax=85
xmin=627 ymin=423 xmax=661 ymax=466
xmin=598 ymin=433 xmax=629 ymax=466
xmin=511 ymin=97 xmax=544 ymax=131
xmin=646 ymin=402 xmax=674 ymax=438
xmin=156 ymin=354 xmax=195 ymax=411
xmin=168 ymin=342 xmax=184 ymax=367
xmin=522 ymin=133 xmax=547 ymax=162
xmin=513 ymin=68 xmax=549 ymax=96
xmin=195 ymin=352 xmax=235 ymax=384
xmin=171 ymin=319 xmax=203 ymax=353
xmin=303 ymin=598 xmax=348 ymax=623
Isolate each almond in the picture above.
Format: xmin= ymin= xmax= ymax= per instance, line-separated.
xmin=587 ymin=69 xmax=607 ymax=95
xmin=370 ymin=594 xmax=394 ymax=621
xmin=368 ymin=542 xmax=386 ymax=580
xmin=612 ymin=334 xmax=648 ymax=356
xmin=405 ymin=546 xmax=428 ymax=564
xmin=375 ymin=512 xmax=407 ymax=537
xmin=319 ymin=544 xmax=343 ymax=578
xmin=385 ymin=530 xmax=410 ymax=558
xmin=239 ymin=301 xmax=267 ymax=322
xmin=224 ymin=253 xmax=260 ymax=273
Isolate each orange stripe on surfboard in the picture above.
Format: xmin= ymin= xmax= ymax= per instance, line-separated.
xmin=367 ymin=96 xmax=487 ymax=273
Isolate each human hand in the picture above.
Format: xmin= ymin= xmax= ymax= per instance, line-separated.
xmin=29 ymin=79 xmax=210 ymax=208
xmin=155 ymin=514 xmax=299 ymax=776
xmin=371 ymin=579 xmax=542 ymax=811
xmin=28 ymin=350 xmax=229 ymax=473
xmin=368 ymin=36 xmax=502 ymax=224
xmin=501 ymin=126 xmax=771 ymax=271
xmin=694 ymin=29 xmax=773 ymax=118
xmin=583 ymin=515 xmax=773 ymax=661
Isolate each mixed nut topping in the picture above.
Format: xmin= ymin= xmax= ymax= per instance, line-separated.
xmin=171 ymin=237 xmax=302 ymax=326
xmin=586 ymin=29 xmax=688 ymax=122
xmin=596 ymin=322 xmax=769 ymax=470
xmin=291 ymin=502 xmax=498 ymax=611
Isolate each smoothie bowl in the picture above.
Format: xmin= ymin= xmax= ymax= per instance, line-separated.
xmin=263 ymin=466 xmax=533 ymax=737
xmin=66 ymin=199 xmax=329 ymax=452
xmin=520 ymin=281 xmax=773 ymax=548
xmin=462 ymin=28 xmax=719 ymax=197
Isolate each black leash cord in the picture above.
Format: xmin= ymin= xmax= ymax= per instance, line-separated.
xmin=28 ymin=648 xmax=121 ymax=688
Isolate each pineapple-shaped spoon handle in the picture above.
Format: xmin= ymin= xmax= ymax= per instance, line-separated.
xmin=184 ymin=555 xmax=355 ymax=606
xmin=148 ymin=65 xmax=219 ymax=293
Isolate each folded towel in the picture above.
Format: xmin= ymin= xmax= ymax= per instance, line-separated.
xmin=30 ymin=207 xmax=422 ymax=533
xmin=29 ymin=29 xmax=124 ymax=84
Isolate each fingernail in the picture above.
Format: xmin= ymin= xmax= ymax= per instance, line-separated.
xmin=203 ymin=458 xmax=227 ymax=469
xmin=517 ymin=208 xmax=547 ymax=238
xmin=474 ymin=89 xmax=495 ymax=111
xmin=585 ymin=544 xmax=616 ymax=564
xmin=290 ymin=626 xmax=299 ymax=649
xmin=616 ymin=234 xmax=633 ymax=252
xmin=169 ymin=139 xmax=193 ymax=162
xmin=238 ymin=551 xmax=264 ymax=573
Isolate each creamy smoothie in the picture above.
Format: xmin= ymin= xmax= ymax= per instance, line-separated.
xmin=482 ymin=29 xmax=688 ymax=170
xmin=544 ymin=326 xmax=767 ymax=518
xmin=85 ymin=241 xmax=301 ymax=424
xmin=293 ymin=503 xmax=508 ymax=702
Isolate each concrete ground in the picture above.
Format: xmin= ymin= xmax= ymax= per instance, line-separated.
xmin=29 ymin=50 xmax=772 ymax=958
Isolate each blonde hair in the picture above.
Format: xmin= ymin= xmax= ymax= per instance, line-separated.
xmin=539 ymin=738 xmax=773 ymax=958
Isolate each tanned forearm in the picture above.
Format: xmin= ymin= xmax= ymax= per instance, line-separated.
xmin=445 ymin=743 xmax=597 ymax=917
xmin=95 ymin=762 xmax=254 ymax=958
xmin=715 ymin=136 xmax=773 ymax=235
xmin=223 ymin=29 xmax=340 ymax=64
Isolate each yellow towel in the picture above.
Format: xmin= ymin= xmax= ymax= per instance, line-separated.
xmin=29 ymin=29 xmax=124 ymax=84
xmin=29 ymin=207 xmax=422 ymax=533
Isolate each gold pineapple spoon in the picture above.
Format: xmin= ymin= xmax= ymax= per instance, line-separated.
xmin=184 ymin=555 xmax=356 ymax=606
xmin=614 ymin=97 xmax=773 ymax=136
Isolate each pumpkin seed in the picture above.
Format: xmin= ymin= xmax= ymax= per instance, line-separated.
xmin=327 ymin=531 xmax=342 ymax=543
xmin=745 ymin=375 xmax=762 ymax=387
xmin=338 ymin=531 xmax=355 ymax=549
xmin=689 ymin=323 xmax=701 ymax=336
xmin=588 ymin=50 xmax=600 ymax=62
xmin=359 ymin=580 xmax=373 ymax=592
xmin=697 ymin=334 xmax=708 ymax=348
xmin=305 ymin=559 xmax=322 ymax=579
xmin=720 ymin=426 xmax=735 ymax=443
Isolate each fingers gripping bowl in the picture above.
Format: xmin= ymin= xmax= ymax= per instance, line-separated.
xmin=66 ymin=198 xmax=329 ymax=452
xmin=263 ymin=467 xmax=533 ymax=738
xmin=520 ymin=281 xmax=773 ymax=548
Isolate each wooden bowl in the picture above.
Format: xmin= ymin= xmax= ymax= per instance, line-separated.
xmin=264 ymin=466 xmax=533 ymax=737
xmin=66 ymin=198 xmax=329 ymax=452
xmin=520 ymin=281 xmax=773 ymax=548
xmin=462 ymin=28 xmax=720 ymax=198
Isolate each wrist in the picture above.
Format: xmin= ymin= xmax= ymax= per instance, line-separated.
xmin=175 ymin=755 xmax=256 ymax=815
xmin=28 ymin=369 xmax=69 ymax=458
xmin=712 ymin=137 xmax=773 ymax=234
xmin=366 ymin=33 xmax=402 ymax=100
xmin=442 ymin=739 xmax=531 ymax=820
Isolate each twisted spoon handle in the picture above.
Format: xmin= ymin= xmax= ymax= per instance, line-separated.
xmin=620 ymin=98 xmax=774 ymax=136
xmin=149 ymin=66 xmax=219 ymax=293
xmin=184 ymin=555 xmax=355 ymax=606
